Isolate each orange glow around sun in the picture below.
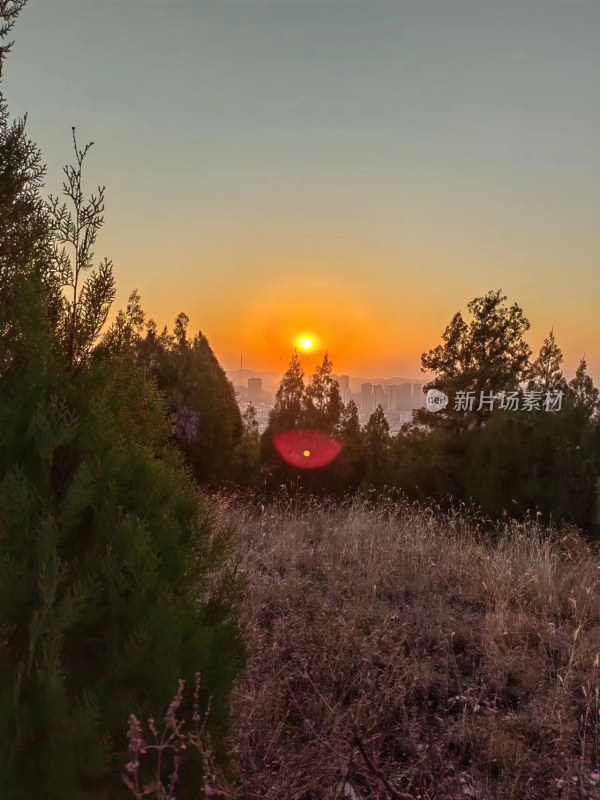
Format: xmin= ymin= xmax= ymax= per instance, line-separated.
xmin=294 ymin=331 xmax=320 ymax=353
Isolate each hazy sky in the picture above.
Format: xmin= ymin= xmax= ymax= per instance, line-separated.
xmin=3 ymin=0 xmax=600 ymax=380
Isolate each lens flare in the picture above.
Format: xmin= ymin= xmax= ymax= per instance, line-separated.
xmin=273 ymin=429 xmax=342 ymax=470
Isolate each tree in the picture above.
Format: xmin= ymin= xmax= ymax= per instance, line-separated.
xmin=136 ymin=315 xmax=243 ymax=485
xmin=462 ymin=406 xmax=596 ymax=529
xmin=569 ymin=356 xmax=600 ymax=425
xmin=266 ymin=349 xmax=305 ymax=433
xmin=229 ymin=402 xmax=262 ymax=488
xmin=362 ymin=405 xmax=392 ymax=488
xmin=0 ymin=350 xmax=245 ymax=799
xmin=527 ymin=329 xmax=567 ymax=394
xmin=333 ymin=399 xmax=366 ymax=492
xmin=0 ymin=3 xmax=61 ymax=376
xmin=0 ymin=16 xmax=244 ymax=793
xmin=301 ymin=352 xmax=343 ymax=432
xmin=48 ymin=130 xmax=116 ymax=369
xmin=0 ymin=1 xmax=27 ymax=79
xmin=419 ymin=290 xmax=531 ymax=431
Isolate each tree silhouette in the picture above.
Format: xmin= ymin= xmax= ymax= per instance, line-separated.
xmin=419 ymin=290 xmax=531 ymax=431
xmin=48 ymin=129 xmax=116 ymax=369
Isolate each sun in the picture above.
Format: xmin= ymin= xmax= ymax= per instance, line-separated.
xmin=294 ymin=331 xmax=320 ymax=353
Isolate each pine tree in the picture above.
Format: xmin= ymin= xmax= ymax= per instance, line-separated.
xmin=267 ymin=349 xmax=305 ymax=432
xmin=302 ymin=352 xmax=343 ymax=432
xmin=363 ymin=405 xmax=391 ymax=487
xmin=0 ymin=16 xmax=244 ymax=794
xmin=135 ymin=314 xmax=243 ymax=484
xmin=528 ymin=329 xmax=567 ymax=394
xmin=569 ymin=357 xmax=600 ymax=425
xmin=229 ymin=402 xmax=262 ymax=488
xmin=334 ymin=399 xmax=365 ymax=491
xmin=48 ymin=129 xmax=116 ymax=369
xmin=419 ymin=290 xmax=531 ymax=431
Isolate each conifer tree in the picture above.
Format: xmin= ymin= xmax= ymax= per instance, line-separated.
xmin=48 ymin=129 xmax=116 ymax=369
xmin=301 ymin=352 xmax=343 ymax=432
xmin=135 ymin=314 xmax=243 ymax=484
xmin=419 ymin=290 xmax=531 ymax=431
xmin=569 ymin=356 xmax=600 ymax=425
xmin=528 ymin=329 xmax=567 ymax=394
xmin=267 ymin=349 xmax=305 ymax=432
xmin=363 ymin=404 xmax=391 ymax=487
xmin=229 ymin=402 xmax=262 ymax=487
xmin=0 ymin=12 xmax=244 ymax=794
xmin=334 ymin=398 xmax=365 ymax=491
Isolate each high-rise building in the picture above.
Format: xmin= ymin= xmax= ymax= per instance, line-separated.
xmin=397 ymin=383 xmax=412 ymax=411
xmin=336 ymin=374 xmax=350 ymax=392
xmin=411 ymin=383 xmax=425 ymax=408
xmin=373 ymin=384 xmax=385 ymax=410
xmin=341 ymin=388 xmax=352 ymax=406
xmin=385 ymin=384 xmax=398 ymax=411
xmin=360 ymin=383 xmax=373 ymax=412
xmin=248 ymin=377 xmax=263 ymax=403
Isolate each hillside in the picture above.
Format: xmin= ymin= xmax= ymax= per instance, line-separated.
xmin=211 ymin=494 xmax=600 ymax=800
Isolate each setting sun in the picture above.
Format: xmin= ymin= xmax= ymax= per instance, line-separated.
xmin=294 ymin=331 xmax=320 ymax=353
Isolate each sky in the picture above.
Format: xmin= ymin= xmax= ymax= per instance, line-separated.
xmin=3 ymin=0 xmax=600 ymax=381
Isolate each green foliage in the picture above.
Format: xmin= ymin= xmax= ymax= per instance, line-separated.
xmin=0 ymin=35 xmax=244 ymax=796
xmin=334 ymin=399 xmax=366 ymax=492
xmin=135 ymin=313 xmax=243 ymax=485
xmin=266 ymin=349 xmax=305 ymax=434
xmin=0 ymin=331 xmax=244 ymax=799
xmin=301 ymin=352 xmax=343 ymax=432
xmin=527 ymin=328 xmax=567 ymax=394
xmin=228 ymin=402 xmax=263 ymax=488
xmin=48 ymin=130 xmax=116 ymax=369
xmin=361 ymin=404 xmax=392 ymax=489
xmin=462 ymin=403 xmax=596 ymax=528
xmin=419 ymin=290 xmax=532 ymax=431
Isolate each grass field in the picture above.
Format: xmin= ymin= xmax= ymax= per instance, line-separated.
xmin=208 ymin=492 xmax=600 ymax=799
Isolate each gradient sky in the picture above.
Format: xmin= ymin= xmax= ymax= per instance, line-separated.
xmin=3 ymin=0 xmax=600 ymax=381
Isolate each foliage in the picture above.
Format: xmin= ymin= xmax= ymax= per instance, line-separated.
xmin=418 ymin=289 xmax=532 ymax=431
xmin=135 ymin=313 xmax=243 ymax=485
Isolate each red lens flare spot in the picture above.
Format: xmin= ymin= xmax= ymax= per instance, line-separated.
xmin=273 ymin=428 xmax=342 ymax=470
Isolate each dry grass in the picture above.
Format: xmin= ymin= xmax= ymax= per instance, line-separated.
xmin=209 ymin=492 xmax=600 ymax=800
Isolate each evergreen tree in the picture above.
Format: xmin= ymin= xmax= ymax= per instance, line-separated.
xmin=569 ymin=356 xmax=600 ymax=425
xmin=362 ymin=404 xmax=391 ymax=488
xmin=260 ymin=351 xmax=306 ymax=491
xmin=136 ymin=314 xmax=243 ymax=485
xmin=527 ymin=329 xmax=567 ymax=393
xmin=267 ymin=349 xmax=305 ymax=432
xmin=229 ymin=402 xmax=262 ymax=488
xmin=48 ymin=130 xmax=116 ymax=369
xmin=0 ymin=16 xmax=244 ymax=794
xmin=0 ymin=347 xmax=245 ymax=799
xmin=419 ymin=290 xmax=531 ymax=431
xmin=301 ymin=352 xmax=343 ymax=432
xmin=333 ymin=399 xmax=365 ymax=492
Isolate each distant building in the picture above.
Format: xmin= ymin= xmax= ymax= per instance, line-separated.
xmin=360 ymin=383 xmax=373 ymax=412
xmin=411 ymin=383 xmax=425 ymax=409
xmin=385 ymin=384 xmax=398 ymax=411
xmin=373 ymin=384 xmax=385 ymax=410
xmin=397 ymin=383 xmax=412 ymax=411
xmin=248 ymin=377 xmax=263 ymax=403
xmin=337 ymin=374 xmax=350 ymax=392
